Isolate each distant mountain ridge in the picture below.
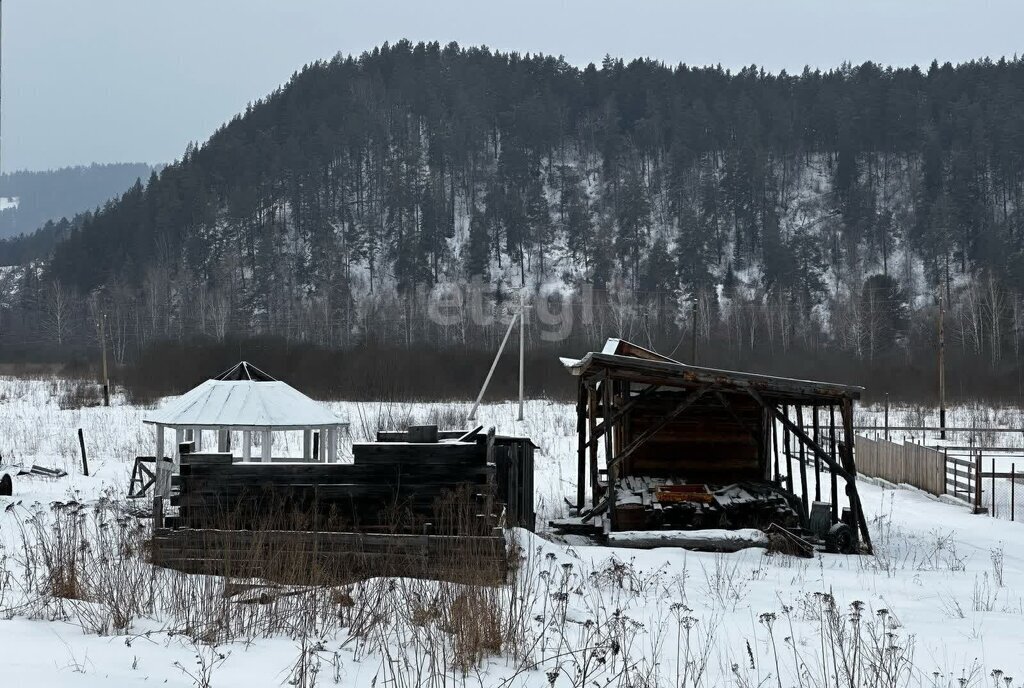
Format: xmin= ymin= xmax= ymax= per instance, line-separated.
xmin=0 ymin=163 xmax=159 ymax=240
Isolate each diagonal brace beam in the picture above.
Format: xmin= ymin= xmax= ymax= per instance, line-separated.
xmin=607 ymin=385 xmax=709 ymax=472
xmin=747 ymin=388 xmax=854 ymax=483
xmin=583 ymin=383 xmax=659 ymax=449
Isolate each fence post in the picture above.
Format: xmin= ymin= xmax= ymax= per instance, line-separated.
xmin=884 ymin=393 xmax=889 ymax=441
xmin=974 ymin=450 xmax=984 ymax=514
xmin=943 ymin=448 xmax=949 ymax=496
xmin=992 ymin=457 xmax=997 ymax=519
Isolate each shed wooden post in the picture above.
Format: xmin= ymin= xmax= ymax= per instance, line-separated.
xmin=587 ymin=384 xmax=599 ymax=506
xmin=318 ymin=428 xmax=327 ymax=462
xmin=261 ymin=429 xmax=272 ymax=462
xmin=193 ymin=428 xmax=203 ymax=451
xmin=782 ymin=404 xmax=793 ymax=494
xmin=576 ymin=381 xmax=587 ymax=510
xmin=303 ymin=429 xmax=312 ymax=461
xmin=602 ymin=378 xmax=614 ymax=492
xmin=795 ymin=405 xmax=809 ymax=518
xmin=829 ymin=405 xmax=839 ymax=521
xmin=812 ymin=405 xmax=821 ymax=502
xmin=217 ymin=429 xmax=229 ymax=453
xmin=242 ymin=430 xmax=252 ymax=461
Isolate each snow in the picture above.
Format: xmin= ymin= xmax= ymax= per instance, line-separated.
xmin=0 ymin=196 xmax=18 ymax=211
xmin=2 ymin=378 xmax=1024 ymax=685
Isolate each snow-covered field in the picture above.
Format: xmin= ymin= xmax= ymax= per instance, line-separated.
xmin=2 ymin=377 xmax=1024 ymax=686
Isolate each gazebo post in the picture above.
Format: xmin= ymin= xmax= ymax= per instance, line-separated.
xmin=194 ymin=429 xmax=203 ymax=451
xmin=242 ymin=430 xmax=251 ymax=461
xmin=318 ymin=428 xmax=327 ymax=462
xmin=303 ymin=429 xmax=312 ymax=460
xmin=262 ymin=429 xmax=272 ymax=462
xmin=326 ymin=426 xmax=336 ymax=463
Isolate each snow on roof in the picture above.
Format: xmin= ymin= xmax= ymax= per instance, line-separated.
xmin=144 ymin=363 xmax=344 ymax=428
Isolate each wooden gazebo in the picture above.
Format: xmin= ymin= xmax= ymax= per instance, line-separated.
xmin=561 ymin=339 xmax=871 ymax=551
xmin=143 ymin=362 xmax=348 ymax=496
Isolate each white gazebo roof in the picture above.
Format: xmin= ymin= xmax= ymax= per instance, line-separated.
xmin=143 ymin=362 xmax=344 ymax=429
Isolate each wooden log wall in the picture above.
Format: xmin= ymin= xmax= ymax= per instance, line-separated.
xmin=171 ymin=439 xmax=494 ymax=533
xmin=622 ymin=393 xmax=762 ymax=482
xmin=375 ymin=429 xmax=536 ymax=531
xmin=854 ymin=435 xmax=946 ymax=496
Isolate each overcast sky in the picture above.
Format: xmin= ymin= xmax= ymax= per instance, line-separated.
xmin=2 ymin=0 xmax=1022 ymax=172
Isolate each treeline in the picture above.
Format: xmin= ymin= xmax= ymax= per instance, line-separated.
xmin=0 ymin=163 xmax=156 ymax=241
xmin=4 ymin=42 xmax=1024 ymax=399
xmin=4 ymin=284 xmax=1023 ymax=404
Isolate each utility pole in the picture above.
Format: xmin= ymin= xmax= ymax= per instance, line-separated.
xmin=99 ymin=313 xmax=110 ymax=406
xmin=518 ymin=288 xmax=525 ymax=421
xmin=938 ymin=293 xmax=946 ymax=440
xmin=468 ymin=297 xmax=524 ymax=423
xmin=691 ymin=297 xmax=698 ymax=365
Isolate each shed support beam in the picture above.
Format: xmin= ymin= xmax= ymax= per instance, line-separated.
xmin=193 ymin=429 xmax=202 ymax=451
xmin=303 ymin=429 xmax=312 ymax=461
xmin=242 ymin=430 xmax=251 ymax=461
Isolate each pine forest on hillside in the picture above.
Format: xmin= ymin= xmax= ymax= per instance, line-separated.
xmin=4 ymin=41 xmax=1024 ymax=399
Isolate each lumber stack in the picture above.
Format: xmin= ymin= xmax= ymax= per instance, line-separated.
xmin=150 ymin=527 xmax=508 ymax=585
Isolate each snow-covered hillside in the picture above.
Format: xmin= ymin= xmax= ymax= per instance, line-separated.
xmin=1 ymin=379 xmax=1022 ymax=686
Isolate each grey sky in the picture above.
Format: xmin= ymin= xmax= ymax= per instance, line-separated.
xmin=2 ymin=0 xmax=1022 ymax=172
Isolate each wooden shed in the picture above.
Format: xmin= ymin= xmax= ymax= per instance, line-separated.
xmin=562 ymin=339 xmax=871 ymax=552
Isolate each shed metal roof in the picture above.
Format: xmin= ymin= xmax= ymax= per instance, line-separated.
xmin=563 ymin=339 xmax=863 ymax=402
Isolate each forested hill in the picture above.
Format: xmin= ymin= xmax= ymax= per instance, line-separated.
xmin=10 ymin=42 xmax=1024 ymax=396
xmin=0 ymin=163 xmax=157 ymax=240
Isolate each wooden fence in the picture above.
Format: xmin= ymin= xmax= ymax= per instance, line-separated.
xmin=854 ymin=435 xmax=946 ymax=496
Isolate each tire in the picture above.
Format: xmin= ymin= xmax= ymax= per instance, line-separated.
xmin=824 ymin=522 xmax=854 ymax=554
